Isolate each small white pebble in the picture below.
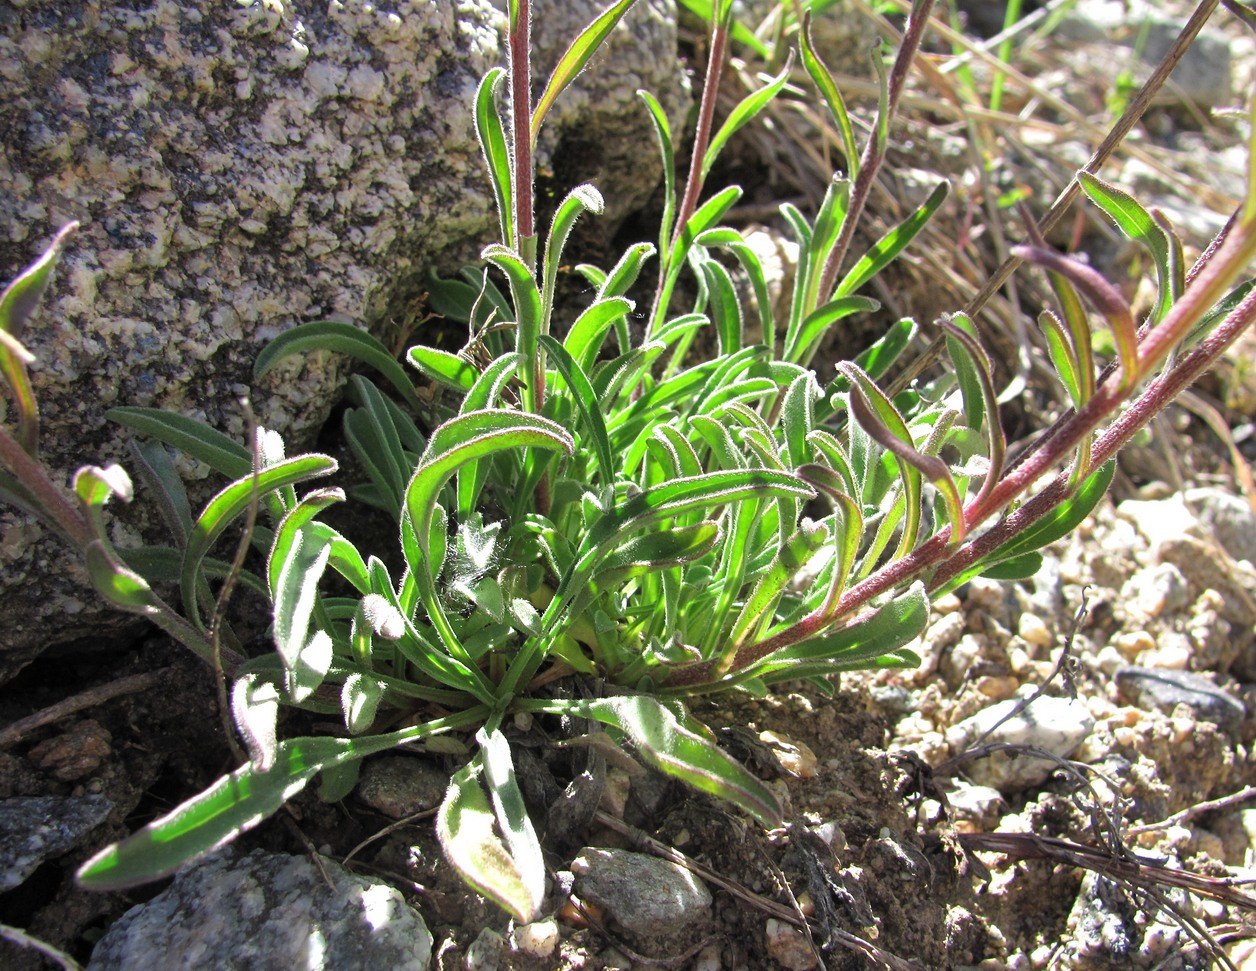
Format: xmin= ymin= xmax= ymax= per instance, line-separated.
xmin=1094 ymin=645 xmax=1128 ymax=676
xmin=1142 ymin=644 xmax=1191 ymax=670
xmin=1017 ymin=614 xmax=1052 ymax=649
xmin=510 ymin=919 xmax=559 ymax=960
xmin=1111 ymin=630 xmax=1155 ymax=659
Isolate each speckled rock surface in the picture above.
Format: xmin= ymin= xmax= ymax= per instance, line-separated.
xmin=87 ymin=847 xmax=433 ymax=971
xmin=0 ymin=1 xmax=505 ymax=677
xmin=0 ymin=794 xmax=111 ymax=892
xmin=0 ymin=0 xmax=684 ymax=680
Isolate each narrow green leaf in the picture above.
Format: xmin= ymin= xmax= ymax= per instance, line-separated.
xmin=482 ymin=245 xmax=544 ymax=413
xmin=1039 ymin=310 xmax=1083 ymax=406
xmin=671 ymin=185 xmax=742 ymax=274
xmin=108 ymin=407 xmax=252 ymax=481
xmin=564 ymin=297 xmax=635 ymax=373
xmin=0 ymin=221 xmax=76 ymax=340
xmin=561 ymin=695 xmax=783 ymax=827
xmin=940 ymin=314 xmax=1005 ymax=499
xmin=597 ymin=241 xmax=656 ymax=301
xmin=341 ymin=668 xmax=384 ymax=733
xmin=85 ymin=541 xmax=161 ymax=613
xmin=981 ymin=552 xmax=1044 ymax=581
xmin=266 ymin=488 xmax=344 ymax=595
xmin=463 ymin=351 xmax=524 ymax=413
xmin=531 ymin=0 xmax=640 ymax=145
xmin=128 ymin=440 xmax=193 ymax=544
xmin=785 ymin=295 xmax=878 ymax=366
xmin=701 ymin=56 xmax=792 ymax=180
xmin=728 ymin=519 xmax=828 ymax=647
xmin=857 ymin=317 xmax=917 ymax=381
xmin=674 ymin=0 xmax=768 ymax=55
xmin=1012 ymin=245 xmax=1139 ymax=390
xmin=698 ymin=257 xmax=742 ymax=355
xmin=939 ymin=460 xmax=1115 ymax=596
xmin=986 ymin=459 xmax=1115 ymax=561
xmin=182 ymin=454 xmax=337 ymax=628
xmin=800 ymin=13 xmax=858 ymax=179
xmin=797 ymin=464 xmax=862 ymax=612
xmin=77 ymin=712 xmax=487 ymax=891
xmin=478 ymin=729 xmax=545 ymax=921
xmin=538 ymin=336 xmax=615 ymax=485
xmin=749 ymin=583 xmax=928 ymax=674
xmin=476 ymin=67 xmax=514 ymax=247
xmin=232 ymin=672 xmax=280 ymax=770
xmin=439 ymin=752 xmax=539 ymax=924
xmin=542 ymin=185 xmax=605 ymax=340
xmin=252 ymin=321 xmax=418 ymax=407
xmin=271 ymin=526 xmax=333 ymax=701
xmin=835 ymin=181 xmax=950 ymax=299
xmin=781 ymin=372 xmax=820 ymax=469
xmin=1079 ymin=171 xmax=1173 ymax=323
xmin=638 ymin=90 xmax=677 ymax=263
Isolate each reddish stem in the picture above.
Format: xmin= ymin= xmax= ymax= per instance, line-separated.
xmin=670 ymin=17 xmax=729 ymax=256
xmin=814 ymin=0 xmax=936 ymax=303
xmin=510 ymin=0 xmax=534 ymax=258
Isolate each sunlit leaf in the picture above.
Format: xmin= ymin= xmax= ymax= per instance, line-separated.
xmin=835 ymin=181 xmax=949 ymax=299
xmin=702 ymin=56 xmax=792 ymax=180
xmin=77 ymin=712 xmax=487 ymax=891
xmin=476 ymin=67 xmax=514 ymax=246
xmin=438 ymin=751 xmax=542 ymax=924
xmin=531 ymin=0 xmax=640 ymax=145
xmin=548 ymin=695 xmax=783 ymax=827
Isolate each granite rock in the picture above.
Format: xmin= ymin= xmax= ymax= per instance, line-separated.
xmin=88 ymin=848 xmax=433 ymax=970
xmin=0 ymin=794 xmax=111 ymax=892
xmin=571 ymin=846 xmax=713 ymax=946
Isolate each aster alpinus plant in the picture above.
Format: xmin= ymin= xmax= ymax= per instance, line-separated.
xmin=0 ymin=0 xmax=1251 ymax=924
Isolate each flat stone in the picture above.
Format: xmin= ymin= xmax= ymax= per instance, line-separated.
xmin=1187 ymin=487 xmax=1256 ymax=565
xmin=1117 ymin=494 xmax=1200 ymax=554
xmin=1115 ymin=666 xmax=1246 ymax=732
xmin=88 ymin=848 xmax=432 ymax=971
xmin=946 ymin=692 xmax=1095 ymax=793
xmin=0 ymin=795 xmax=111 ymax=891
xmin=356 ymin=756 xmax=448 ymax=819
xmin=571 ymin=847 xmax=712 ymax=945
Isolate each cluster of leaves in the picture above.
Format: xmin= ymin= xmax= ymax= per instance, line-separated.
xmin=0 ymin=0 xmax=1252 ymax=924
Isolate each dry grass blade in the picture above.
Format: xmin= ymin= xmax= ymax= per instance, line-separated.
xmin=958 ymin=831 xmax=1256 ymax=911
xmin=888 ymin=0 xmax=1226 ymax=397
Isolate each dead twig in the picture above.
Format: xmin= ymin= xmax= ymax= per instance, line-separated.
xmin=341 ymin=808 xmax=439 ymax=868
xmin=0 ymin=668 xmax=172 ymax=749
xmin=1127 ymin=785 xmax=1256 ymax=837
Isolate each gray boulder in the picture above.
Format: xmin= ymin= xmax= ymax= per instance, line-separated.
xmin=88 ymin=848 xmax=433 ymax=971
xmin=0 ymin=0 xmax=685 ymax=680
